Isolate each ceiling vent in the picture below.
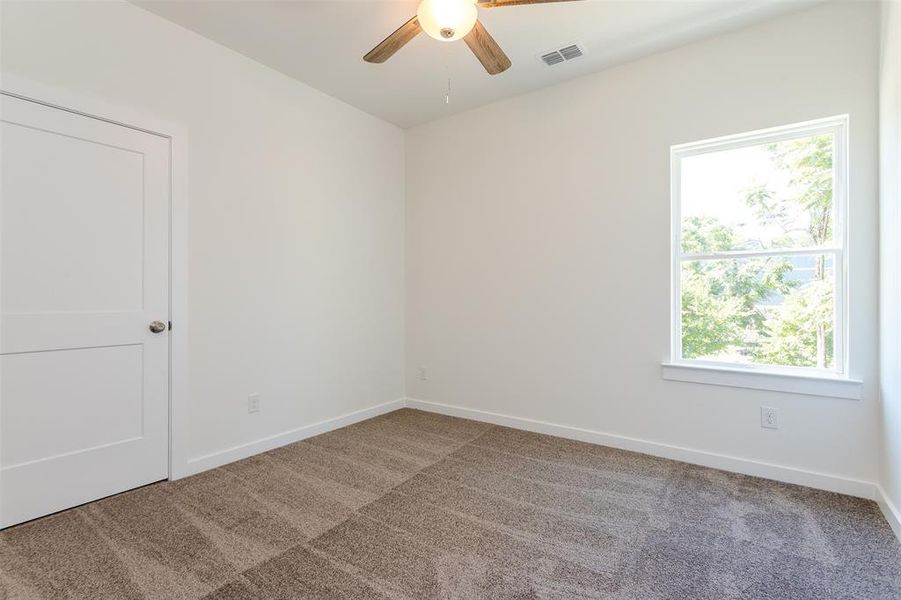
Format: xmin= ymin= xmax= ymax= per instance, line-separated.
xmin=540 ymin=50 xmax=565 ymax=66
xmin=539 ymin=43 xmax=584 ymax=66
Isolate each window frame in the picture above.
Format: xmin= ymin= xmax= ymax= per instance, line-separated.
xmin=669 ymin=115 xmax=850 ymax=380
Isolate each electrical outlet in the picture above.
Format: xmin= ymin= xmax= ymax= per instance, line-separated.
xmin=761 ymin=406 xmax=778 ymax=429
xmin=248 ymin=393 xmax=260 ymax=414
xmin=418 ymin=367 xmax=427 ymax=381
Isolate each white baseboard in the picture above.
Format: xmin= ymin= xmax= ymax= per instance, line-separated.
xmin=406 ymin=398 xmax=877 ymax=500
xmin=178 ymin=398 xmax=406 ymax=478
xmin=174 ymin=393 xmax=895 ymax=540
xmin=877 ymin=485 xmax=901 ymax=543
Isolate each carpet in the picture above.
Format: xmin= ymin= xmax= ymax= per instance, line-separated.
xmin=1 ymin=408 xmax=899 ymax=599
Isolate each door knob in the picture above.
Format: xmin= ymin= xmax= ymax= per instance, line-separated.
xmin=149 ymin=320 xmax=167 ymax=334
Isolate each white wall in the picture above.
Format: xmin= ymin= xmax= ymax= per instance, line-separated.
xmin=0 ymin=1 xmax=406 ymax=469
xmin=879 ymin=0 xmax=901 ymax=534
xmin=406 ymin=1 xmax=880 ymax=493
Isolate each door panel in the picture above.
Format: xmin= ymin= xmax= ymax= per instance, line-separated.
xmin=2 ymin=345 xmax=145 ymax=466
xmin=0 ymin=94 xmax=170 ymax=528
xmin=1 ymin=124 xmax=145 ymax=313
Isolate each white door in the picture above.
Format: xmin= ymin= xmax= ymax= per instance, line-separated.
xmin=0 ymin=94 xmax=170 ymax=528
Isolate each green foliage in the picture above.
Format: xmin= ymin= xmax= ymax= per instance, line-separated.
xmin=770 ymin=134 xmax=834 ymax=246
xmin=753 ymin=275 xmax=833 ymax=367
xmin=680 ymin=217 xmax=794 ymax=359
xmin=743 ymin=134 xmax=834 ymax=250
xmin=681 ymin=216 xmax=736 ymax=254
xmin=681 ymin=271 xmax=743 ymax=358
xmin=680 ymin=134 xmax=835 ymax=369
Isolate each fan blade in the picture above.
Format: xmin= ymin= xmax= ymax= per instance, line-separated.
xmin=478 ymin=0 xmax=582 ymax=7
xmin=464 ymin=20 xmax=512 ymax=75
xmin=364 ymin=16 xmax=421 ymax=63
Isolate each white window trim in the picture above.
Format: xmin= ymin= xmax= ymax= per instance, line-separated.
xmin=661 ymin=363 xmax=862 ymax=400
xmin=665 ymin=115 xmax=861 ymax=400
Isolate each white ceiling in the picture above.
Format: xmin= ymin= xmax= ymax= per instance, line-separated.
xmin=135 ymin=0 xmax=816 ymax=128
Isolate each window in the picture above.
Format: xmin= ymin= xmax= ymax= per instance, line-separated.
xmin=666 ymin=117 xmax=860 ymax=398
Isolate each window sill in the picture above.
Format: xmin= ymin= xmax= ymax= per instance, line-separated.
xmin=661 ymin=362 xmax=863 ymax=400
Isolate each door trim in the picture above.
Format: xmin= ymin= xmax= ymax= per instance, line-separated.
xmin=0 ymin=73 xmax=192 ymax=480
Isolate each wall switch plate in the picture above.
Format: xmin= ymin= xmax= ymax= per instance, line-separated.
xmin=418 ymin=367 xmax=427 ymax=381
xmin=761 ymin=406 xmax=778 ymax=429
xmin=248 ymin=393 xmax=260 ymax=413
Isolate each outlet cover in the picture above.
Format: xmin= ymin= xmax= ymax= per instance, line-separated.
xmin=248 ymin=393 xmax=261 ymax=413
xmin=761 ymin=406 xmax=778 ymax=429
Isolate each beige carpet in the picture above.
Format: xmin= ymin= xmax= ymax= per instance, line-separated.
xmin=1 ymin=408 xmax=899 ymax=599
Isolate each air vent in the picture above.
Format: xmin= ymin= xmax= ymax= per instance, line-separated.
xmin=540 ymin=51 xmax=565 ymax=66
xmin=539 ymin=43 xmax=585 ymax=66
xmin=558 ymin=44 xmax=583 ymax=60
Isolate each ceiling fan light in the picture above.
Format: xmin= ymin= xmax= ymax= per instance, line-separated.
xmin=417 ymin=0 xmax=478 ymax=42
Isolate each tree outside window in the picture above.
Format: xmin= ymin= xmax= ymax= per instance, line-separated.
xmin=673 ymin=118 xmax=846 ymax=373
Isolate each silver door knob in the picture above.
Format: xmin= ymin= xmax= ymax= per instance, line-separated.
xmin=149 ymin=320 xmax=167 ymax=333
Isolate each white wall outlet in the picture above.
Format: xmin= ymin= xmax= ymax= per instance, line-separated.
xmin=248 ymin=393 xmax=260 ymax=413
xmin=418 ymin=367 xmax=427 ymax=381
xmin=761 ymin=406 xmax=778 ymax=429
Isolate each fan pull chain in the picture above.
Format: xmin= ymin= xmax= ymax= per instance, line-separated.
xmin=443 ymin=42 xmax=451 ymax=105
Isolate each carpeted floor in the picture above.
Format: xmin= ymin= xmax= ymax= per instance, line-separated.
xmin=1 ymin=409 xmax=900 ymax=599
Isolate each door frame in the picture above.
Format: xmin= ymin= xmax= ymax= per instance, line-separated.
xmin=0 ymin=73 xmax=192 ymax=480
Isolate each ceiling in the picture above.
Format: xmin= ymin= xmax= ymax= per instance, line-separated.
xmin=135 ymin=0 xmax=816 ymax=128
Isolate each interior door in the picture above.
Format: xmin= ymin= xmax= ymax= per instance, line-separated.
xmin=0 ymin=94 xmax=170 ymax=528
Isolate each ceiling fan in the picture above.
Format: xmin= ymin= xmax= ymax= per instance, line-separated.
xmin=363 ymin=0 xmax=581 ymax=75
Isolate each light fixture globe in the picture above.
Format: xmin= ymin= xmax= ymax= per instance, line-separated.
xmin=416 ymin=0 xmax=478 ymax=42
